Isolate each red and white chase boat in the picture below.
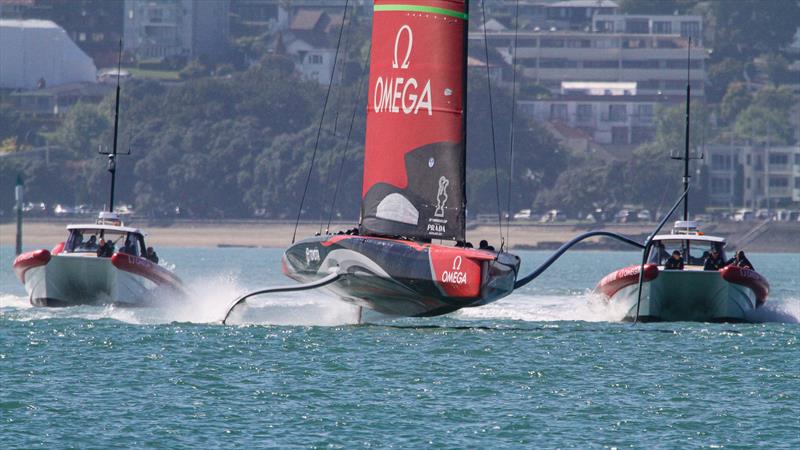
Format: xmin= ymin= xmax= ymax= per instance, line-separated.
xmin=13 ymin=212 xmax=184 ymax=307
xmin=282 ymin=1 xmax=520 ymax=317
xmin=596 ymin=221 xmax=769 ymax=322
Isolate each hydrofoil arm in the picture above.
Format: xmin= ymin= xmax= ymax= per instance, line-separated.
xmin=222 ymin=271 xmax=341 ymax=325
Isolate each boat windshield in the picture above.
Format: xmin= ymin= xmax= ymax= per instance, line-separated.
xmin=648 ymin=239 xmax=726 ymax=266
xmin=64 ymin=229 xmax=145 ymax=257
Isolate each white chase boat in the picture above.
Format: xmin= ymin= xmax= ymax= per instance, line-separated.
xmin=12 ymin=212 xmax=184 ymax=307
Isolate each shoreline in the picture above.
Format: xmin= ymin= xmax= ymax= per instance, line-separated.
xmin=2 ymin=219 xmax=799 ymax=252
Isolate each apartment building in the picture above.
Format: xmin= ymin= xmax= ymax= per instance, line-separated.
xmin=704 ymin=144 xmax=800 ymax=208
xmin=123 ymin=0 xmax=229 ymax=61
xmin=593 ymin=13 xmax=704 ymax=44
xmin=517 ymin=81 xmax=677 ymax=146
xmin=471 ymin=30 xmax=706 ymax=97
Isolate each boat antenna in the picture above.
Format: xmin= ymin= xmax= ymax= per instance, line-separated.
xmin=670 ymin=37 xmax=692 ymax=221
xmin=99 ymin=39 xmax=130 ymax=213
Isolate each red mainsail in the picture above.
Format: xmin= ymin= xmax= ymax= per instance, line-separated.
xmin=360 ymin=0 xmax=467 ymax=241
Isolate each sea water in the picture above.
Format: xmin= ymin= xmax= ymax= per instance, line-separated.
xmin=1 ymin=245 xmax=798 ymax=448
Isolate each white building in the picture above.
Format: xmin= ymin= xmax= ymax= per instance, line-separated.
xmin=593 ymin=13 xmax=704 ymax=44
xmin=284 ymin=38 xmax=337 ymax=85
xmin=472 ymin=30 xmax=707 ymax=98
xmin=518 ymin=81 xmax=674 ymax=146
xmin=123 ymin=0 xmax=230 ymax=60
xmin=704 ymin=144 xmax=800 ymax=208
xmin=0 ymin=19 xmax=97 ymax=90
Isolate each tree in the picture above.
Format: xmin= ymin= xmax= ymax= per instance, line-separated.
xmin=734 ymin=106 xmax=794 ymax=145
xmin=708 ymin=0 xmax=800 ymax=58
xmin=51 ymin=103 xmax=109 ymax=157
xmin=720 ymin=82 xmax=751 ymax=125
xmin=706 ymin=58 xmax=745 ymax=102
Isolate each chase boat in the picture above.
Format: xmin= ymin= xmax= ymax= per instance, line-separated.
xmin=12 ymin=212 xmax=183 ymax=307
xmin=596 ymin=221 xmax=769 ymax=322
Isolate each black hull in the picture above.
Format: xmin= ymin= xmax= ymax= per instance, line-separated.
xmin=283 ymin=235 xmax=520 ymax=317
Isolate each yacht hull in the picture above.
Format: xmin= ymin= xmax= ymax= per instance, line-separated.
xmin=13 ymin=250 xmax=184 ymax=307
xmin=597 ymin=265 xmax=769 ymax=322
xmin=283 ymin=235 xmax=520 ymax=317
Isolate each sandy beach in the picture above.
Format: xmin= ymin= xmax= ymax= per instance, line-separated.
xmin=2 ymin=219 xmax=798 ymax=252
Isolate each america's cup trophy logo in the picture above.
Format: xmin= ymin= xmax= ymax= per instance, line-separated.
xmin=434 ymin=176 xmax=449 ymax=218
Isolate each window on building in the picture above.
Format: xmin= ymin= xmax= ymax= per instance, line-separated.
xmin=626 ymin=19 xmax=649 ymax=34
xmin=595 ymin=20 xmax=614 ymax=33
xmin=635 ymin=104 xmax=653 ymax=117
xmin=309 ymin=54 xmax=323 ymax=64
xmin=577 ymin=104 xmax=593 ymax=122
xmin=623 ymin=38 xmax=648 ymax=49
xmin=680 ymin=21 xmax=701 ymax=40
xmin=665 ymin=59 xmax=703 ymax=69
xmin=622 ymin=60 xmax=660 ymax=69
xmin=540 ymin=58 xmax=577 ymax=68
xmin=769 ymin=177 xmax=789 ymax=188
xmin=746 ymin=154 xmax=751 ymax=166
xmin=653 ymin=21 xmax=672 ymax=34
xmin=583 ymin=60 xmax=618 ymax=69
xmin=540 ymin=38 xmax=565 ymax=48
xmin=769 ymin=153 xmax=789 ymax=165
xmin=639 ymin=80 xmax=659 ymax=90
xmin=550 ymin=104 xmax=568 ymax=121
xmin=795 ymin=178 xmax=800 ymax=189
xmin=609 ymin=104 xmax=627 ymax=121
xmin=92 ymin=33 xmax=104 ymax=42
xmin=746 ymin=177 xmax=751 ymax=189
xmin=79 ymin=32 xmax=86 ymax=41
xmin=593 ymin=38 xmax=618 ymax=48
xmin=711 ymin=154 xmax=732 ymax=170
xmin=795 ymin=154 xmax=800 ymax=165
xmin=611 ymin=127 xmax=629 ymax=144
xmin=711 ymin=177 xmax=732 ymax=194
xmin=655 ymin=39 xmax=680 ymax=48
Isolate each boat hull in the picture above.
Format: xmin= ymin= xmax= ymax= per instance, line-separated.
xmin=597 ymin=265 xmax=769 ymax=322
xmin=13 ymin=250 xmax=183 ymax=307
xmin=283 ymin=235 xmax=520 ymax=317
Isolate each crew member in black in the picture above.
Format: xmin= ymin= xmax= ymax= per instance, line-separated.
xmin=726 ymin=250 xmax=754 ymax=270
xmin=146 ymin=247 xmax=159 ymax=264
xmin=97 ymin=238 xmax=114 ymax=257
xmin=479 ymin=240 xmax=495 ymax=251
xmin=663 ymin=250 xmax=684 ymax=270
xmin=703 ymin=248 xmax=726 ymax=271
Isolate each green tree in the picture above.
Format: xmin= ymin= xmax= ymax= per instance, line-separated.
xmin=720 ymin=82 xmax=751 ymax=125
xmin=734 ymin=106 xmax=794 ymax=145
xmin=708 ymin=0 xmax=800 ymax=58
xmin=51 ymin=103 xmax=109 ymax=156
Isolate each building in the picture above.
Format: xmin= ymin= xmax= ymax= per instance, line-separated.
xmin=704 ymin=143 xmax=800 ymax=208
xmin=593 ymin=13 xmax=704 ymax=44
xmin=0 ymin=19 xmax=97 ymax=90
xmin=517 ymin=81 xmax=677 ymax=147
xmin=545 ymin=0 xmax=619 ymax=31
xmin=9 ymin=81 xmax=112 ymax=116
xmin=1 ymin=1 xmax=124 ymax=68
xmin=123 ymin=0 xmax=230 ymax=61
xmin=472 ymin=30 xmax=707 ymax=98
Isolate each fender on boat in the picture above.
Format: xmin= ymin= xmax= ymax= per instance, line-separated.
xmin=720 ymin=265 xmax=769 ymax=306
xmin=596 ymin=264 xmax=659 ymax=298
xmin=12 ymin=249 xmax=51 ymax=283
xmin=110 ymin=253 xmax=183 ymax=291
xmin=51 ymin=242 xmax=65 ymax=255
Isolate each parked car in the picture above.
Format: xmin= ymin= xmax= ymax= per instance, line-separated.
xmin=636 ymin=209 xmax=651 ymax=222
xmin=732 ymin=209 xmax=754 ymax=222
xmin=513 ymin=209 xmax=532 ymax=220
xmin=539 ymin=209 xmax=565 ymax=223
xmin=614 ymin=209 xmax=638 ymax=223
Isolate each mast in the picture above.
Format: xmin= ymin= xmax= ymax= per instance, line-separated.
xmin=682 ymin=37 xmax=691 ymax=221
xmin=107 ymin=39 xmax=123 ymax=212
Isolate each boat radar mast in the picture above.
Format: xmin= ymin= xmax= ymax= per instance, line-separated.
xmin=99 ymin=39 xmax=130 ymax=213
xmin=669 ymin=36 xmax=702 ymax=222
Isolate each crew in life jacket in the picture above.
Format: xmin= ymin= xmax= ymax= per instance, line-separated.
xmin=726 ymin=250 xmax=754 ymax=270
xmin=703 ymin=248 xmax=725 ymax=271
xmin=663 ymin=250 xmax=684 ymax=270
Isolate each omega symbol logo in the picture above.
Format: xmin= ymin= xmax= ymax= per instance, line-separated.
xmin=392 ymin=25 xmax=413 ymax=69
xmin=452 ymin=255 xmax=462 ymax=271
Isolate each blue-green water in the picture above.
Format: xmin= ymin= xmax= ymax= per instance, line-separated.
xmin=2 ymin=246 xmax=798 ymax=448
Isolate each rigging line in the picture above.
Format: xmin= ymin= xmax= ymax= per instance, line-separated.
xmin=330 ymin=7 xmax=356 ymax=138
xmin=319 ymin=6 xmax=356 ymax=234
xmin=505 ymin=0 xmax=520 ymax=248
xmin=481 ymin=0 xmax=504 ymax=248
xmin=292 ymin=0 xmax=350 ymax=244
xmin=326 ymin=44 xmax=372 ymax=233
